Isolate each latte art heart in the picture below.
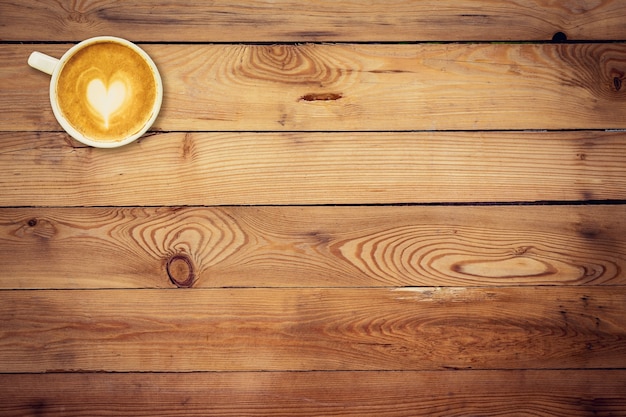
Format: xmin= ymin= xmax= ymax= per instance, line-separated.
xmin=86 ymin=79 xmax=128 ymax=128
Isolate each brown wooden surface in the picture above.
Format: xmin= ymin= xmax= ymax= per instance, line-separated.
xmin=4 ymin=43 xmax=626 ymax=131
xmin=1 ymin=131 xmax=626 ymax=206
xmin=1 ymin=205 xmax=624 ymax=289
xmin=2 ymin=287 xmax=625 ymax=372
xmin=1 ymin=371 xmax=625 ymax=416
xmin=1 ymin=1 xmax=625 ymax=415
xmin=2 ymin=0 xmax=626 ymax=42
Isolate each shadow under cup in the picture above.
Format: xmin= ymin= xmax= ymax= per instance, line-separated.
xmin=51 ymin=37 xmax=162 ymax=148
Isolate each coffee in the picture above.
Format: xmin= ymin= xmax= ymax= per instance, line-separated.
xmin=55 ymin=41 xmax=158 ymax=143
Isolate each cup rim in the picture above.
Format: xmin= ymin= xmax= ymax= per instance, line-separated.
xmin=50 ymin=36 xmax=163 ymax=148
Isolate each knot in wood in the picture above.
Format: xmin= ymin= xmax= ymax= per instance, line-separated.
xmin=300 ymin=92 xmax=343 ymax=102
xmin=166 ymin=254 xmax=196 ymax=288
xmin=23 ymin=217 xmax=57 ymax=239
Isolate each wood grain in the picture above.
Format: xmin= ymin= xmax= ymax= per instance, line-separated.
xmin=3 ymin=4 xmax=626 ymax=415
xmin=7 ymin=43 xmax=626 ymax=131
xmin=2 ymin=0 xmax=626 ymax=42
xmin=1 ymin=130 xmax=625 ymax=206
xmin=1 ymin=287 xmax=624 ymax=372
xmin=1 ymin=205 xmax=624 ymax=289
xmin=1 ymin=370 xmax=625 ymax=416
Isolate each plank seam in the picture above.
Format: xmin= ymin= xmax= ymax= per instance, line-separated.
xmin=4 ymin=40 xmax=626 ymax=45
xmin=1 ymin=200 xmax=626 ymax=209
xmin=2 ymin=367 xmax=626 ymax=375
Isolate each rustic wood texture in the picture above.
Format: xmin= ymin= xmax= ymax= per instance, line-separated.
xmin=0 ymin=205 xmax=624 ymax=289
xmin=2 ymin=1 xmax=626 ymax=415
xmin=1 ymin=287 xmax=625 ymax=372
xmin=5 ymin=43 xmax=626 ymax=131
xmin=2 ymin=0 xmax=626 ymax=42
xmin=1 ymin=131 xmax=626 ymax=206
xmin=1 ymin=370 xmax=625 ymax=416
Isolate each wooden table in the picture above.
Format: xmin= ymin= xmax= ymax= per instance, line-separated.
xmin=1 ymin=1 xmax=626 ymax=415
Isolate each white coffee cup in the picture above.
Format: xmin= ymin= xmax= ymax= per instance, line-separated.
xmin=28 ymin=36 xmax=163 ymax=148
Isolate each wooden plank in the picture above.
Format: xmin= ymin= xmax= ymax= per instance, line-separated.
xmin=2 ymin=0 xmax=626 ymax=42
xmin=6 ymin=43 xmax=626 ymax=131
xmin=1 ymin=205 xmax=624 ymax=289
xmin=1 ymin=370 xmax=625 ymax=416
xmin=0 ymin=287 xmax=624 ymax=372
xmin=1 ymin=131 xmax=625 ymax=206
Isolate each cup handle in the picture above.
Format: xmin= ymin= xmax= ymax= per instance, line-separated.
xmin=28 ymin=51 xmax=60 ymax=75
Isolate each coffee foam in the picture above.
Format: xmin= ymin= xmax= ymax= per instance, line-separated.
xmin=55 ymin=41 xmax=157 ymax=142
